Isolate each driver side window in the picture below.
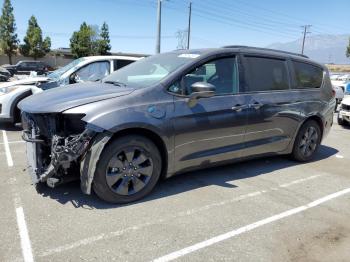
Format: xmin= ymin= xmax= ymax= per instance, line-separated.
xmin=183 ymin=56 xmax=238 ymax=95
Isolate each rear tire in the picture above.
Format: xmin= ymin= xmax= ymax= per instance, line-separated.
xmin=291 ymin=120 xmax=321 ymax=162
xmin=337 ymin=114 xmax=344 ymax=125
xmin=93 ymin=135 xmax=162 ymax=204
xmin=335 ymin=99 xmax=339 ymax=112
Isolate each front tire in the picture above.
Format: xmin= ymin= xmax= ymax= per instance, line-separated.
xmin=93 ymin=135 xmax=162 ymax=204
xmin=291 ymin=120 xmax=321 ymax=162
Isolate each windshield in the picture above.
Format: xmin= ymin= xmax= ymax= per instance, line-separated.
xmin=47 ymin=57 xmax=85 ymax=79
xmin=102 ymin=52 xmax=201 ymax=88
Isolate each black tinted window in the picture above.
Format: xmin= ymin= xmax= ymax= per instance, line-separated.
xmin=293 ymin=61 xmax=323 ymax=89
xmin=244 ymin=56 xmax=289 ymax=92
xmin=184 ymin=56 xmax=239 ymax=95
xmin=18 ymin=62 xmax=27 ymax=68
xmin=114 ymin=59 xmax=134 ymax=71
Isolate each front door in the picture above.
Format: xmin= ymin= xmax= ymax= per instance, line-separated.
xmin=171 ymin=56 xmax=248 ymax=173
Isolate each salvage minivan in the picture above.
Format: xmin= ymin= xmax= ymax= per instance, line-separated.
xmin=19 ymin=46 xmax=335 ymax=204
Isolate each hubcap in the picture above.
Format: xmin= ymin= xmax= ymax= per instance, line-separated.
xmin=105 ymin=147 xmax=153 ymax=196
xmin=299 ymin=126 xmax=318 ymax=157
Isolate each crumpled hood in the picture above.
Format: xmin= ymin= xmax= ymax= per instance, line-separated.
xmin=0 ymin=76 xmax=49 ymax=88
xmin=18 ymin=82 xmax=135 ymax=113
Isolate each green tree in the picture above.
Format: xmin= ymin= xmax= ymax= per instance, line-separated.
xmin=70 ymin=22 xmax=112 ymax=58
xmin=0 ymin=0 xmax=18 ymax=64
xmin=70 ymin=22 xmax=97 ymax=58
xmin=97 ymin=22 xmax=111 ymax=55
xmin=346 ymin=37 xmax=350 ymax=58
xmin=20 ymin=16 xmax=51 ymax=59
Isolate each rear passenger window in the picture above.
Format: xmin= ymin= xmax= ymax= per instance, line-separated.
xmin=244 ymin=56 xmax=289 ymax=92
xmin=293 ymin=61 xmax=323 ymax=89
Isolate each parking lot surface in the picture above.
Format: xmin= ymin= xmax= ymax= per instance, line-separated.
xmin=1 ymin=116 xmax=350 ymax=262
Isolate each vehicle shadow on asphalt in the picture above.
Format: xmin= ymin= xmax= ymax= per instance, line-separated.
xmin=0 ymin=123 xmax=22 ymax=131
xmin=35 ymin=144 xmax=338 ymax=209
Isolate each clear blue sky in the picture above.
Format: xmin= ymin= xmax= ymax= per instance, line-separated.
xmin=6 ymin=0 xmax=350 ymax=54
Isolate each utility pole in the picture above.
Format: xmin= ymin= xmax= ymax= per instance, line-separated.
xmin=187 ymin=2 xmax=192 ymax=49
xmin=156 ymin=0 xmax=162 ymax=54
xmin=301 ymin=25 xmax=311 ymax=55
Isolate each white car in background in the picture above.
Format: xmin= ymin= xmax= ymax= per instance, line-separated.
xmin=337 ymin=74 xmax=350 ymax=81
xmin=331 ymin=74 xmax=350 ymax=88
xmin=0 ymin=55 xmax=142 ymax=124
xmin=330 ymin=74 xmax=341 ymax=81
xmin=338 ymin=96 xmax=350 ymax=126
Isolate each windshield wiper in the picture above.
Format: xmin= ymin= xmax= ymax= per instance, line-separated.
xmin=104 ymin=80 xmax=127 ymax=87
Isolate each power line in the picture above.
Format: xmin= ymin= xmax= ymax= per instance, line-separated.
xmin=198 ymin=0 xmax=302 ymax=32
xmin=216 ymin=0 xmax=347 ymax=34
xmin=165 ymin=1 xmax=301 ymax=39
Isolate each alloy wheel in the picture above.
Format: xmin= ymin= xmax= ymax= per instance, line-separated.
xmin=298 ymin=126 xmax=318 ymax=157
xmin=105 ymin=147 xmax=153 ymax=195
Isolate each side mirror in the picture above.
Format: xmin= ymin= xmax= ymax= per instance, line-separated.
xmin=187 ymin=82 xmax=215 ymax=107
xmin=69 ymin=73 xmax=81 ymax=84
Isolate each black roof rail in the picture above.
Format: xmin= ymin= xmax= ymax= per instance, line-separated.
xmin=222 ymin=45 xmax=309 ymax=58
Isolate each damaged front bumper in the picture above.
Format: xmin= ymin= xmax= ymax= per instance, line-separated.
xmin=21 ymin=112 xmax=104 ymax=191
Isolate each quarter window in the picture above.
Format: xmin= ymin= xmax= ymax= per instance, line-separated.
xmin=244 ymin=56 xmax=289 ymax=92
xmin=293 ymin=61 xmax=323 ymax=89
xmin=113 ymin=59 xmax=134 ymax=71
xmin=183 ymin=57 xmax=239 ymax=95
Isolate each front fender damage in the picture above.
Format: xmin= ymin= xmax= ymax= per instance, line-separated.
xmin=80 ymin=132 xmax=112 ymax=194
xmin=22 ymin=112 xmax=112 ymax=192
xmin=41 ymin=129 xmax=97 ymax=186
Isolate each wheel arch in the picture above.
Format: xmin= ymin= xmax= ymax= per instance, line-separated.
xmin=287 ymin=114 xmax=325 ymax=154
xmin=10 ymin=89 xmax=32 ymax=122
xmin=109 ymin=127 xmax=169 ymax=179
xmin=303 ymin=114 xmax=324 ymax=139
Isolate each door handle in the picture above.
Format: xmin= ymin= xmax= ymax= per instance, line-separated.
xmin=231 ymin=104 xmax=249 ymax=112
xmin=250 ymin=102 xmax=264 ymax=110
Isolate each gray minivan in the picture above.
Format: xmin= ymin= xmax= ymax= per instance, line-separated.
xmin=20 ymin=46 xmax=335 ymax=203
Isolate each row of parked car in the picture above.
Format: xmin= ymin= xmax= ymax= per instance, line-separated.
xmin=330 ymin=73 xmax=350 ymax=126
xmin=14 ymin=46 xmax=336 ymax=204
xmin=0 ymin=55 xmax=141 ymax=123
xmin=0 ymin=60 xmax=54 ymax=82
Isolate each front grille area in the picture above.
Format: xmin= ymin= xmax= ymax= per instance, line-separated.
xmin=342 ymin=104 xmax=350 ymax=111
xmin=21 ymin=112 xmax=86 ymax=139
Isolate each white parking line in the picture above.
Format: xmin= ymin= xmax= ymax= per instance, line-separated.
xmin=335 ymin=154 xmax=344 ymax=159
xmin=38 ymin=174 xmax=323 ymax=257
xmin=153 ymin=187 xmax=350 ymax=262
xmin=2 ymin=130 xmax=14 ymax=167
xmin=16 ymin=207 xmax=34 ymax=262
xmin=0 ymin=140 xmax=25 ymax=145
xmin=10 ymin=177 xmax=34 ymax=262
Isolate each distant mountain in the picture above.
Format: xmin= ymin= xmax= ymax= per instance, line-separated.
xmin=266 ymin=34 xmax=350 ymax=64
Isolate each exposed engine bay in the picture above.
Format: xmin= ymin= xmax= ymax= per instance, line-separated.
xmin=21 ymin=112 xmax=99 ymax=189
